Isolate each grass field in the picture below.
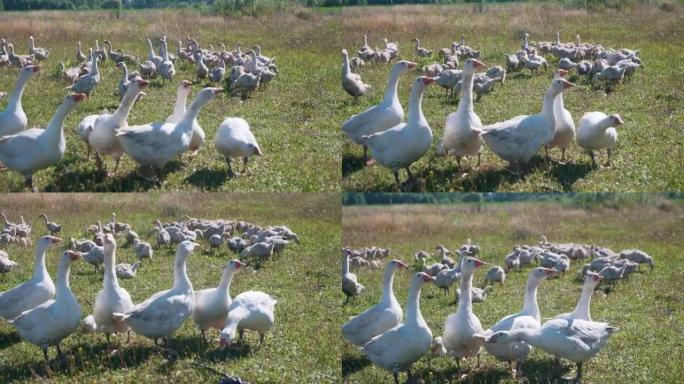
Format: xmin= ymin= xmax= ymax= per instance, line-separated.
xmin=0 ymin=193 xmax=340 ymax=383
xmin=336 ymin=3 xmax=684 ymax=192
xmin=0 ymin=9 xmax=343 ymax=192
xmin=341 ymin=198 xmax=684 ymax=383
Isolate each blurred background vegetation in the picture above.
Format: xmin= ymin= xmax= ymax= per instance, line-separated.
xmin=1 ymin=0 xmax=680 ymax=15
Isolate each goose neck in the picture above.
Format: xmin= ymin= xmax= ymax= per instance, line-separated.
xmin=33 ymin=243 xmax=50 ymax=280
xmin=180 ymin=96 xmax=209 ymax=126
xmin=542 ymin=88 xmax=558 ymax=126
xmin=172 ymin=256 xmax=192 ymax=292
xmin=43 ymin=100 xmax=74 ymax=146
xmin=459 ymin=72 xmax=476 ymax=112
xmin=380 ymin=266 xmax=397 ymax=304
xmin=55 ymin=258 xmax=72 ymax=297
xmin=103 ymin=248 xmax=118 ymax=288
xmin=112 ymin=89 xmax=140 ymax=123
xmin=406 ymin=280 xmax=426 ymax=327
xmin=572 ymin=283 xmax=594 ymax=320
xmin=407 ymin=84 xmax=427 ymax=126
xmin=7 ymin=71 xmax=32 ymax=111
xmin=458 ymin=272 xmax=474 ymax=313
xmin=341 ymin=53 xmax=351 ymax=75
xmin=521 ymin=278 xmax=541 ymax=319
xmin=383 ymin=70 xmax=402 ymax=105
xmin=218 ymin=269 xmax=236 ymax=299
xmin=342 ymin=255 xmax=350 ymax=275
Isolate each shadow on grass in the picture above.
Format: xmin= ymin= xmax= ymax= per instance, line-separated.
xmin=44 ymin=157 xmax=187 ymax=192
xmin=342 ymin=352 xmax=371 ymax=378
xmin=548 ymin=161 xmax=593 ymax=191
xmin=0 ymin=329 xmax=21 ymax=350
xmin=411 ymin=364 xmax=509 ymax=383
xmin=185 ymin=168 xmax=229 ymax=190
xmin=342 ymin=153 xmax=366 ymax=177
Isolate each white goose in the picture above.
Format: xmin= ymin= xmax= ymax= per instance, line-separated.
xmin=554 ymin=270 xmax=603 ymax=321
xmin=342 ymin=60 xmax=417 ymax=162
xmin=88 ymin=78 xmax=149 ymax=174
xmin=193 ymin=259 xmax=244 ymax=340
xmin=113 ymin=241 xmax=198 ymax=344
xmin=482 ymin=78 xmax=575 ymax=167
xmin=0 ymin=236 xmax=61 ymax=320
xmin=159 ymin=39 xmax=176 ymax=83
xmin=87 ymin=234 xmax=134 ymax=342
xmin=0 ymin=250 xmax=18 ymax=280
xmin=9 ymin=250 xmax=82 ymax=361
xmin=341 ymin=49 xmax=371 ymax=98
xmin=116 ymin=87 xmax=221 ymax=177
xmin=67 ymin=52 xmax=100 ymax=96
xmin=219 ymin=289 xmax=277 ymax=347
xmin=342 ymin=251 xmax=365 ymax=303
xmin=0 ymin=94 xmax=85 ymax=191
xmin=361 ymin=77 xmax=434 ymax=185
xmin=360 ymin=272 xmax=434 ymax=384
xmin=576 ymin=112 xmax=623 ymax=167
xmin=115 ymin=260 xmax=141 ymax=280
xmin=438 ymin=59 xmax=486 ymax=169
xmin=443 ymin=256 xmax=488 ymax=370
xmin=486 ymin=318 xmax=617 ymax=383
xmin=483 ymin=267 xmax=556 ymax=377
xmin=214 ymin=117 xmax=262 ymax=176
xmin=165 ymin=80 xmax=206 ymax=156
xmin=546 ymin=69 xmax=575 ymax=162
xmin=0 ymin=65 xmax=39 ymax=137
xmin=342 ymin=259 xmax=408 ymax=346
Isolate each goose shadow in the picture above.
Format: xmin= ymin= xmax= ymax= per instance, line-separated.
xmin=202 ymin=343 xmax=253 ymax=362
xmin=547 ymin=161 xmax=593 ymax=191
xmin=0 ymin=328 xmax=21 ymax=350
xmin=511 ymin=72 xmax=533 ymax=80
xmin=342 ymin=153 xmax=367 ymax=177
xmin=411 ymin=364 xmax=508 ymax=383
xmin=517 ymin=358 xmax=572 ymax=383
xmin=185 ymin=168 xmax=230 ymax=190
xmin=342 ymin=352 xmax=371 ymax=378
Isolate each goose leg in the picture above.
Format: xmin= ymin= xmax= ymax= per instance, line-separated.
xmin=589 ymin=151 xmax=597 ymax=168
xmin=241 ymin=156 xmax=250 ymax=175
xmin=575 ymin=362 xmax=583 ymax=383
xmin=477 ymin=152 xmax=482 ymax=168
xmin=344 ymin=295 xmax=350 ymax=305
xmin=112 ymin=158 xmax=121 ymax=175
xmin=95 ymin=152 xmax=104 ymax=172
xmin=42 ymin=346 xmax=49 ymax=362
xmin=561 ymin=147 xmax=567 ymax=163
xmin=393 ymin=170 xmax=400 ymax=186
xmin=405 ymin=166 xmax=413 ymax=180
xmin=393 ymin=373 xmax=399 ymax=384
xmin=259 ymin=332 xmax=265 ymax=346
xmin=239 ymin=329 xmax=244 ymax=341
xmin=225 ymin=156 xmax=235 ymax=177
xmin=604 ymin=148 xmax=612 ymax=167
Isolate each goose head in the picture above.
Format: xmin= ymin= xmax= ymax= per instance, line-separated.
xmin=65 ymin=93 xmax=87 ymax=107
xmin=549 ymin=77 xmax=575 ymax=96
xmin=388 ymin=259 xmax=408 ymax=271
xmin=176 ymin=240 xmax=199 ymax=260
xmin=462 ymin=58 xmax=486 ymax=74
xmin=103 ymin=233 xmax=117 ymax=251
xmin=413 ymin=271 xmax=435 ymax=287
xmin=461 ymin=256 xmax=487 ymax=275
xmin=341 ymin=49 xmax=349 ymax=58
xmin=64 ymin=249 xmax=82 ymax=263
xmin=178 ymin=79 xmax=193 ymax=93
xmin=248 ymin=143 xmax=262 ymax=156
xmin=225 ymin=259 xmax=245 ymax=273
xmin=20 ymin=65 xmax=41 ymax=78
xmin=116 ymin=61 xmax=128 ymax=72
xmin=609 ymin=114 xmax=623 ymax=126
xmin=553 ymin=68 xmax=568 ymax=79
xmin=125 ymin=78 xmax=150 ymax=96
xmin=194 ymin=87 xmax=222 ymax=104
xmin=485 ymin=330 xmax=516 ymax=344
xmin=582 ymin=270 xmax=603 ymax=286
xmin=37 ymin=235 xmax=62 ymax=249
xmin=529 ymin=267 xmax=556 ymax=283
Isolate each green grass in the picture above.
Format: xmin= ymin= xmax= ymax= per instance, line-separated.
xmin=337 ymin=3 xmax=684 ymax=192
xmin=341 ymin=199 xmax=684 ymax=383
xmin=0 ymin=193 xmax=340 ymax=383
xmin=0 ymin=9 xmax=341 ymax=192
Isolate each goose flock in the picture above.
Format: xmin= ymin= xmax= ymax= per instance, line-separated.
xmin=341 ymin=33 xmax=640 ymax=185
xmin=342 ymin=237 xmax=654 ymax=383
xmin=0 ymin=212 xmax=299 ymax=361
xmin=0 ymin=36 xmax=273 ymax=190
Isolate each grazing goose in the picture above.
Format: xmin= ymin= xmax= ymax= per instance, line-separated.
xmin=486 ymin=319 xmax=617 ymax=383
xmin=214 ymin=117 xmax=262 ymax=177
xmin=113 ymin=241 xmax=198 ymax=345
xmin=554 ymin=271 xmax=602 ymax=321
xmin=132 ymin=238 xmax=153 ymax=261
xmin=76 ymin=41 xmax=87 ymax=63
xmin=159 ymin=39 xmax=176 ymax=83
xmin=443 ymin=257 xmax=488 ymax=370
xmin=342 ymin=60 xmax=417 ymax=162
xmin=209 ymin=57 xmax=226 ymax=83
xmin=576 ymin=112 xmax=623 ymax=167
xmin=342 ymin=251 xmax=365 ymax=303
xmin=39 ymin=214 xmax=62 ymax=235
xmin=219 ymin=289 xmax=277 ymax=347
xmin=361 ymin=77 xmax=434 ymax=185
xmin=89 ymin=79 xmax=149 ymax=174
xmin=70 ymin=237 xmax=96 ymax=253
xmin=360 ymin=272 xmax=434 ymax=384
xmin=438 ymin=59 xmax=486 ymax=169
xmin=342 ymin=259 xmax=408 ymax=346
xmin=196 ymin=55 xmax=209 ymax=82
xmin=0 ymin=250 xmax=18 ymax=280
xmin=58 ymin=62 xmax=80 ymax=84
xmin=483 ymin=268 xmax=556 ymax=377
xmin=67 ymin=53 xmax=100 ymax=96
xmin=9 ymin=250 xmax=82 ymax=361
xmin=138 ymin=60 xmax=156 ymax=79
xmin=28 ymin=36 xmax=49 ymax=61
xmin=0 ymin=94 xmax=85 ymax=191
xmin=83 ymin=245 xmax=105 ymax=272
xmin=434 ymin=265 xmax=462 ymax=294
xmin=484 ymin=266 xmax=506 ymax=286
xmin=341 ymin=49 xmax=371 ymax=98
xmin=116 ymin=62 xmax=141 ymax=100
xmin=0 ymin=236 xmax=61 ymax=319
xmin=0 ymin=65 xmax=39 ymax=137
xmin=103 ymin=40 xmax=136 ymax=63
xmin=87 ymin=234 xmax=134 ymax=342
xmin=116 ymin=260 xmax=141 ymax=280
xmin=7 ymin=43 xmax=33 ymax=68
xmin=412 ymin=38 xmax=432 ymax=57
xmin=116 ymin=88 xmax=221 ymax=177
xmin=618 ymin=249 xmax=654 ymax=271
xmin=146 ymin=38 xmax=163 ymax=68
xmin=193 ymin=259 xmax=244 ymax=340
xmin=546 ymin=69 xmax=575 ymax=162
xmin=482 ymin=78 xmax=575 ymax=168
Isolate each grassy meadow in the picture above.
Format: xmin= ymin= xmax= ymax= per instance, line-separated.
xmin=0 ymin=9 xmax=343 ymax=192
xmin=335 ymin=3 xmax=684 ymax=192
xmin=0 ymin=193 xmax=340 ymax=383
xmin=341 ymin=198 xmax=684 ymax=383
